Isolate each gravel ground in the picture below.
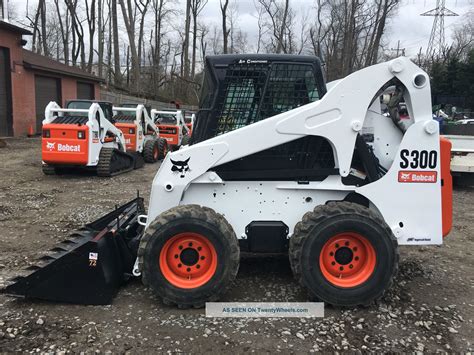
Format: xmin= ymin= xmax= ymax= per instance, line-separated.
xmin=0 ymin=137 xmax=473 ymax=353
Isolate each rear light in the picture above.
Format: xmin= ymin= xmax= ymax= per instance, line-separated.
xmin=77 ymin=131 xmax=86 ymax=139
xmin=43 ymin=129 xmax=50 ymax=138
xmin=171 ymin=128 xmax=177 ymax=134
xmin=129 ymin=128 xmax=135 ymax=134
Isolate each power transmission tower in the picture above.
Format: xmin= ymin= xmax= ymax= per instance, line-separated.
xmin=421 ymin=0 xmax=458 ymax=60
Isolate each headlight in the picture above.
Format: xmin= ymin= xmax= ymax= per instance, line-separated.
xmin=43 ymin=129 xmax=50 ymax=138
xmin=129 ymin=128 xmax=135 ymax=134
xmin=77 ymin=131 xmax=85 ymax=139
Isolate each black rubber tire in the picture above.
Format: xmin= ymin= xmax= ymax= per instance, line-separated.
xmin=289 ymin=201 xmax=399 ymax=307
xmin=143 ymin=139 xmax=160 ymax=163
xmin=158 ymin=138 xmax=168 ymax=160
xmin=138 ymin=205 xmax=240 ymax=308
xmin=181 ymin=134 xmax=190 ymax=146
xmin=42 ymin=164 xmax=56 ymax=175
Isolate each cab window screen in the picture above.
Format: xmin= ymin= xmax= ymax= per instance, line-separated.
xmin=215 ymin=62 xmax=319 ymax=135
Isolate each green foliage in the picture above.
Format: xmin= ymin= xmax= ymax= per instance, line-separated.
xmin=429 ymin=49 xmax=474 ymax=111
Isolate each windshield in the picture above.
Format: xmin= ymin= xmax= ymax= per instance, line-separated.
xmin=66 ymin=101 xmax=92 ymax=116
xmin=115 ymin=109 xmax=136 ymax=118
xmin=66 ymin=101 xmax=112 ymax=120
xmin=156 ymin=113 xmax=177 ymax=124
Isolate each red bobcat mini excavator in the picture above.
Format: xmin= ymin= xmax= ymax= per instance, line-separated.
xmin=41 ymin=100 xmax=141 ymax=176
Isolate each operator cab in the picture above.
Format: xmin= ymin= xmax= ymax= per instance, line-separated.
xmin=66 ymin=100 xmax=114 ymax=122
xmin=193 ymin=54 xmax=334 ymax=182
xmin=155 ymin=110 xmax=178 ymax=125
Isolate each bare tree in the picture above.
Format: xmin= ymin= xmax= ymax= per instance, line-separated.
xmin=182 ymin=0 xmax=192 ymax=78
xmin=190 ymin=0 xmax=208 ymax=77
xmin=85 ymin=0 xmax=96 ymax=72
xmin=220 ymin=0 xmax=230 ymax=54
xmin=53 ymin=0 xmax=70 ymax=63
xmin=118 ymin=0 xmax=141 ymax=92
xmin=111 ymin=0 xmax=122 ymax=85
xmin=257 ymin=0 xmax=292 ymax=54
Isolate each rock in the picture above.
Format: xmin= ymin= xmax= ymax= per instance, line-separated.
xmin=448 ymin=327 xmax=458 ymax=334
xmin=36 ymin=318 xmax=44 ymax=325
xmin=281 ymin=331 xmax=291 ymax=336
xmin=296 ymin=332 xmax=305 ymax=340
xmin=204 ymin=328 xmax=212 ymax=335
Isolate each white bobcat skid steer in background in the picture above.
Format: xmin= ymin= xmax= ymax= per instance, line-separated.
xmin=113 ymin=104 xmax=169 ymax=162
xmin=151 ymin=109 xmax=191 ymax=150
xmin=41 ymin=101 xmax=137 ymax=176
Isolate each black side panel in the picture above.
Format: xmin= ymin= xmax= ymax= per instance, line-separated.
xmin=214 ymin=136 xmax=336 ymax=181
xmin=35 ymin=75 xmax=61 ymax=132
xmin=245 ymin=221 xmax=289 ymax=253
xmin=0 ymin=47 xmax=12 ymax=136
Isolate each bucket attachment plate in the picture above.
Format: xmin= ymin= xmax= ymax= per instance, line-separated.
xmin=2 ymin=198 xmax=145 ymax=305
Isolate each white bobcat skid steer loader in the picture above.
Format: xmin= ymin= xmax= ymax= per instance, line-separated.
xmin=151 ymin=109 xmax=191 ymax=150
xmin=41 ymin=101 xmax=138 ymax=177
xmin=135 ymin=56 xmax=452 ymax=308
xmin=4 ymin=56 xmax=452 ymax=308
xmin=113 ymin=104 xmax=169 ymax=162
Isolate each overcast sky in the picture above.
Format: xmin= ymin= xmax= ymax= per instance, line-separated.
xmin=10 ymin=0 xmax=474 ymax=57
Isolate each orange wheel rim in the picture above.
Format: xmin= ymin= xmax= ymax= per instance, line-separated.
xmin=153 ymin=145 xmax=159 ymax=159
xmin=319 ymin=232 xmax=376 ymax=288
xmin=159 ymin=233 xmax=217 ymax=289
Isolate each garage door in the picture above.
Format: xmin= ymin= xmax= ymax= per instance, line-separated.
xmin=77 ymin=82 xmax=94 ymax=100
xmin=0 ymin=47 xmax=12 ymax=137
xmin=35 ymin=75 xmax=61 ymax=132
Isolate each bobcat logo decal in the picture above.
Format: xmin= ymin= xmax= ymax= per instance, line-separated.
xmin=46 ymin=142 xmax=55 ymax=151
xmin=171 ymin=158 xmax=191 ymax=178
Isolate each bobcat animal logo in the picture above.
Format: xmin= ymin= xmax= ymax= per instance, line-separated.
xmin=400 ymin=172 xmax=411 ymax=181
xmin=46 ymin=142 xmax=55 ymax=151
xmin=171 ymin=158 xmax=191 ymax=178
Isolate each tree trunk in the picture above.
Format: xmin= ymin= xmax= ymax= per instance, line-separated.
xmin=112 ymin=0 xmax=122 ymax=85
xmin=221 ymin=0 xmax=229 ymax=54
xmin=183 ymin=0 xmax=192 ymax=78
xmin=276 ymin=0 xmax=289 ymax=54
xmin=98 ymin=0 xmax=104 ymax=77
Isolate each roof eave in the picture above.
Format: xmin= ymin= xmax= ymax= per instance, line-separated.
xmin=23 ymin=62 xmax=105 ymax=83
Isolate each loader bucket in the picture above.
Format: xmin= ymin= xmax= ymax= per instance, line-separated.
xmin=2 ymin=198 xmax=145 ymax=305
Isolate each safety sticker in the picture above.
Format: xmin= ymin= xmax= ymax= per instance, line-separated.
xmin=398 ymin=171 xmax=437 ymax=183
xmin=89 ymin=252 xmax=98 ymax=267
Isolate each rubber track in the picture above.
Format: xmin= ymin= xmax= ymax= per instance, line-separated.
xmin=289 ymin=201 xmax=399 ymax=307
xmin=42 ymin=165 xmax=56 ymax=175
xmin=137 ymin=204 xmax=240 ymax=308
xmin=97 ymin=148 xmax=134 ymax=177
